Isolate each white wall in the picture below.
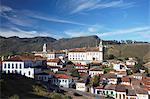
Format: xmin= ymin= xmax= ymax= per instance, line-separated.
xmin=68 ymin=51 xmax=103 ymax=62
xmin=2 ymin=61 xmax=36 ymax=78
xmin=136 ymin=94 xmax=149 ymax=99
xmin=52 ymin=78 xmax=73 ymax=88
xmin=68 ymin=52 xmax=86 ymax=61
xmin=89 ymin=71 xmax=104 ymax=77
xmin=47 ymin=54 xmax=55 ymax=59
xmin=76 ymin=82 xmax=86 ymax=92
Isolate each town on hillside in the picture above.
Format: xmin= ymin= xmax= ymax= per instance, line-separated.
xmin=1 ymin=40 xmax=150 ymax=99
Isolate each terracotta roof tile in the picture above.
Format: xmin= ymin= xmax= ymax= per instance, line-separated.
xmin=104 ymin=84 xmax=116 ymax=90
xmin=55 ymin=74 xmax=72 ymax=79
xmin=47 ymin=58 xmax=60 ymax=63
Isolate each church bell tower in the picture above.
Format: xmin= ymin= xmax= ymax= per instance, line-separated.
xmin=43 ymin=43 xmax=47 ymax=53
xmin=99 ymin=40 xmax=103 ymax=52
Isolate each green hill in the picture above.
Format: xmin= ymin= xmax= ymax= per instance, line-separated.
xmin=0 ymin=74 xmax=72 ymax=99
xmin=106 ymin=44 xmax=150 ymax=62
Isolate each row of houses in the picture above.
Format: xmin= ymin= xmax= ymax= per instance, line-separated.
xmin=75 ymin=73 xmax=150 ymax=99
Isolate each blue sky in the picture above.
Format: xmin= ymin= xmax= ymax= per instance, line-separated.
xmin=0 ymin=0 xmax=150 ymax=41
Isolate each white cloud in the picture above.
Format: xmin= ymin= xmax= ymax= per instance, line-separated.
xmin=1 ymin=5 xmax=87 ymax=28
xmin=30 ymin=14 xmax=87 ymax=26
xmin=71 ymin=0 xmax=136 ymax=14
xmin=64 ymin=24 xmax=105 ymax=37
xmin=0 ymin=5 xmax=12 ymax=13
xmin=63 ymin=25 xmax=150 ymax=41
xmin=71 ymin=0 xmax=99 ymax=14
xmin=0 ymin=28 xmax=51 ymax=38
xmin=98 ymin=26 xmax=150 ymax=37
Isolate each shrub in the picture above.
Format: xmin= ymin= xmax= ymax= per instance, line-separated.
xmin=9 ymin=94 xmax=19 ymax=99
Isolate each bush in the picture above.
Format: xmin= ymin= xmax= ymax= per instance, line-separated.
xmin=50 ymin=92 xmax=62 ymax=99
xmin=108 ymin=54 xmax=115 ymax=59
xmin=126 ymin=70 xmax=132 ymax=75
xmin=70 ymin=69 xmax=80 ymax=77
xmin=9 ymin=94 xmax=19 ymax=99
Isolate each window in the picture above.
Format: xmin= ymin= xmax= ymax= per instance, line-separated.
xmin=20 ymin=64 xmax=22 ymax=69
xmin=28 ymin=71 xmax=30 ymax=75
xmin=4 ymin=63 xmax=6 ymax=68
xmin=111 ymin=91 xmax=113 ymax=95
xmin=39 ymin=76 xmax=41 ymax=80
xmin=16 ymin=63 xmax=18 ymax=69
xmin=19 ymin=71 xmax=22 ymax=74
xmin=8 ymin=70 xmax=10 ymax=73
xmin=8 ymin=63 xmax=10 ymax=68
xmin=106 ymin=91 xmax=108 ymax=95
xmin=12 ymin=63 xmax=14 ymax=68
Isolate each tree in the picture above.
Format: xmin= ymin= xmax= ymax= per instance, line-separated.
xmin=108 ymin=54 xmax=115 ymax=59
xmin=133 ymin=58 xmax=143 ymax=73
xmin=91 ymin=75 xmax=100 ymax=87
xmin=9 ymin=94 xmax=19 ymax=99
xmin=70 ymin=69 xmax=80 ymax=77
xmin=50 ymin=92 xmax=62 ymax=99
xmin=126 ymin=70 xmax=132 ymax=75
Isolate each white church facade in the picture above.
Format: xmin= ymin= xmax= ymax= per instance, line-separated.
xmin=68 ymin=40 xmax=103 ymax=64
xmin=34 ymin=44 xmax=66 ymax=60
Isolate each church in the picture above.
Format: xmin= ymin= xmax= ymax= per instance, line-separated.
xmin=68 ymin=40 xmax=103 ymax=64
xmin=33 ymin=44 xmax=66 ymax=60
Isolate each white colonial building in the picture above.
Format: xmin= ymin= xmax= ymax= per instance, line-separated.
xmin=51 ymin=74 xmax=74 ymax=88
xmin=68 ymin=40 xmax=103 ymax=64
xmin=2 ymin=55 xmax=42 ymax=78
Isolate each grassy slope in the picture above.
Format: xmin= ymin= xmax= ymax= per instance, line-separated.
xmin=0 ymin=74 xmax=48 ymax=99
xmin=106 ymin=44 xmax=150 ymax=62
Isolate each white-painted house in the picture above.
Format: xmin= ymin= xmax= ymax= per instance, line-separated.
xmin=68 ymin=40 xmax=103 ymax=64
xmin=89 ymin=67 xmax=103 ymax=77
xmin=126 ymin=58 xmax=137 ymax=66
xmin=47 ymin=58 xmax=64 ymax=68
xmin=51 ymin=74 xmax=74 ymax=88
xmin=76 ymin=81 xmax=87 ymax=92
xmin=2 ymin=55 xmax=42 ymax=78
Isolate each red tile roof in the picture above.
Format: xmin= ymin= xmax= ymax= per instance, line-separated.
xmin=95 ymin=85 xmax=104 ymax=89
xmin=75 ymin=63 xmax=87 ymax=66
xmin=47 ymin=58 xmax=60 ymax=63
xmin=104 ymin=84 xmax=116 ymax=90
xmin=89 ymin=67 xmax=103 ymax=71
xmin=122 ymin=76 xmax=130 ymax=82
xmin=55 ymin=74 xmax=72 ymax=79
xmin=4 ymin=55 xmax=45 ymax=62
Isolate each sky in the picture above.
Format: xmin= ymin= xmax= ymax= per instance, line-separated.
xmin=0 ymin=0 xmax=150 ymax=41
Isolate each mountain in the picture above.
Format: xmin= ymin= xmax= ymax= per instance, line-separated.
xmin=0 ymin=36 xmax=56 ymax=55
xmin=51 ymin=35 xmax=100 ymax=50
xmin=0 ymin=35 xmax=100 ymax=55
